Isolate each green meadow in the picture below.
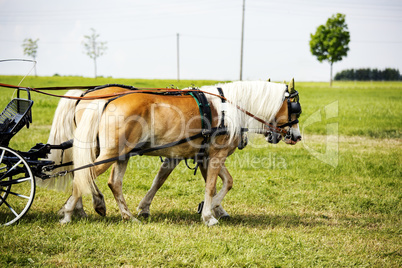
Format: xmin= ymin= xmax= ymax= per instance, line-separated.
xmin=0 ymin=76 xmax=401 ymax=267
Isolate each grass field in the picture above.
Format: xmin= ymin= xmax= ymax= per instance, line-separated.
xmin=0 ymin=76 xmax=401 ymax=267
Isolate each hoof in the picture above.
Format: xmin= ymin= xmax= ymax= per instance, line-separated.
xmin=57 ymin=208 xmax=65 ymax=217
xmin=95 ymin=206 xmax=106 ymax=217
xmin=74 ymin=209 xmax=88 ymax=218
xmin=138 ymin=212 xmax=150 ymax=219
xmin=59 ymin=217 xmax=71 ymax=224
xmin=220 ymin=215 xmax=231 ymax=221
xmin=205 ymin=217 xmax=219 ymax=227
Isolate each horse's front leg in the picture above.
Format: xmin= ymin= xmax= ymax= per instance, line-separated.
xmin=199 ymin=164 xmax=231 ymax=220
xmin=211 ymin=164 xmax=233 ymax=217
xmin=137 ymin=158 xmax=181 ymax=218
xmin=202 ymin=156 xmax=227 ymax=226
xmin=108 ymin=159 xmax=139 ymax=221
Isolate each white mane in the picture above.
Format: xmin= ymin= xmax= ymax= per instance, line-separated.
xmin=201 ymin=81 xmax=287 ymax=142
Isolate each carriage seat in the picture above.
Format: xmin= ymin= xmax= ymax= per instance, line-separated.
xmin=0 ymin=98 xmax=33 ymax=146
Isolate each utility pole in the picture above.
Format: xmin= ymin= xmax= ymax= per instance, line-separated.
xmin=177 ymin=33 xmax=180 ymax=82
xmin=239 ymin=0 xmax=245 ymax=81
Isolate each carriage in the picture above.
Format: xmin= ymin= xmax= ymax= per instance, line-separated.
xmin=0 ymin=87 xmax=75 ymax=225
xmin=1 ymin=80 xmax=302 ymax=226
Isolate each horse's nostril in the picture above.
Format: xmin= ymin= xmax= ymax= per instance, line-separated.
xmin=292 ymin=135 xmax=302 ymax=142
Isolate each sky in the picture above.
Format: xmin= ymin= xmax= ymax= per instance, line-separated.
xmin=0 ymin=0 xmax=401 ymax=82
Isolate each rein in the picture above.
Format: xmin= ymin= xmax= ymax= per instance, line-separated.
xmin=0 ymin=82 xmax=300 ymax=178
xmin=0 ymin=82 xmax=287 ymax=134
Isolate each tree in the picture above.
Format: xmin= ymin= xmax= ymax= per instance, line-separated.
xmin=334 ymin=68 xmax=401 ymax=81
xmin=22 ymin=38 xmax=39 ymax=76
xmin=310 ymin=13 xmax=350 ymax=86
xmin=83 ymin=28 xmax=107 ymax=78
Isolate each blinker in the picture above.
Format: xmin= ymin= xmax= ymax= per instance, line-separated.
xmin=289 ymin=101 xmax=302 ymax=117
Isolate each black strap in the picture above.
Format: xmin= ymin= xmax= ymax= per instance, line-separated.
xmin=289 ymin=90 xmax=299 ymax=100
xmin=188 ymin=90 xmax=212 ymax=131
xmin=217 ymin=87 xmax=226 ymax=128
xmin=187 ymin=89 xmax=214 ymax=174
xmin=278 ymin=119 xmax=299 ymax=128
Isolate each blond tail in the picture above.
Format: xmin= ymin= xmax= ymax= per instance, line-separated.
xmin=72 ymin=100 xmax=107 ymax=195
xmin=36 ymin=90 xmax=83 ymax=191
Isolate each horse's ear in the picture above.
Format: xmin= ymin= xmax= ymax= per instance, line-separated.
xmin=267 ymin=78 xmax=271 ymax=82
xmin=288 ymin=78 xmax=295 ymax=93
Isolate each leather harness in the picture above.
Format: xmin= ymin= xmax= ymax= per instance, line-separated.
xmin=0 ymin=83 xmax=301 ymax=178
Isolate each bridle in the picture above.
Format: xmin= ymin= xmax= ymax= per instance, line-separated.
xmin=265 ymin=88 xmax=302 ymax=144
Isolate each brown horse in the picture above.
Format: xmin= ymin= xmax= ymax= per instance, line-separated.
xmin=44 ymin=80 xmax=301 ymax=226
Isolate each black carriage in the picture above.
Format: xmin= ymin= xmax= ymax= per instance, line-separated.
xmin=0 ymin=88 xmax=70 ymax=226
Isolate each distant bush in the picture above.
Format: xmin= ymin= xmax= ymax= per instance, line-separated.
xmin=334 ymin=68 xmax=401 ymax=81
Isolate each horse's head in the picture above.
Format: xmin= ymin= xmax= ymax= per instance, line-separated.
xmin=265 ymin=78 xmax=302 ymax=145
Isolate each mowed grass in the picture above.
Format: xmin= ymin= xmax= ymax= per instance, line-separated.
xmin=0 ymin=76 xmax=401 ymax=267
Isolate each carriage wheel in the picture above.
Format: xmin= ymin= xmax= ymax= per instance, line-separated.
xmin=0 ymin=146 xmax=35 ymax=226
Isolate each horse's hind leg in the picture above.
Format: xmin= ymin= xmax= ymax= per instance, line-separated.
xmin=90 ymin=156 xmax=119 ymax=217
xmin=59 ymin=183 xmax=81 ymax=224
xmin=58 ymin=196 xmax=88 ymax=218
xmin=137 ymin=158 xmax=181 ymax=218
xmin=91 ymin=182 xmax=106 ymax=216
xmin=107 ymin=159 xmax=139 ymax=221
xmin=60 ymin=157 xmax=114 ymax=222
xmin=74 ymin=197 xmax=88 ymax=217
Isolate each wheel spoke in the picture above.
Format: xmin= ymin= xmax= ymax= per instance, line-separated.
xmin=4 ymin=199 xmax=19 ymax=217
xmin=1 ymin=177 xmax=31 ymax=187
xmin=8 ymin=191 xmax=30 ymax=199
xmin=0 ymin=160 xmax=24 ymax=181
xmin=7 ymin=159 xmax=23 ymax=174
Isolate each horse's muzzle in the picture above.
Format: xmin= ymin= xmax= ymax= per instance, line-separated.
xmin=284 ymin=129 xmax=302 ymax=145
